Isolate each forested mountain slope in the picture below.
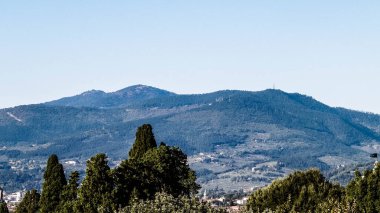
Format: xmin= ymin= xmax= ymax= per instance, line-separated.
xmin=1 ymin=85 xmax=379 ymax=192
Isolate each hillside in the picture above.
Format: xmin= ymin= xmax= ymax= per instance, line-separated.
xmin=1 ymin=85 xmax=380 ymax=192
xmin=45 ymin=85 xmax=176 ymax=108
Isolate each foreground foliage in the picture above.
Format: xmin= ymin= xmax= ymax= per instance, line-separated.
xmin=15 ymin=189 xmax=40 ymax=213
xmin=346 ymin=164 xmax=380 ymax=212
xmin=246 ymin=169 xmax=344 ymax=212
xmin=122 ymin=192 xmax=226 ymax=213
xmin=246 ymin=164 xmax=380 ymax=213
xmin=0 ymin=201 xmax=8 ymax=213
xmin=16 ymin=124 xmax=199 ymax=213
xmin=39 ymin=154 xmax=67 ymax=213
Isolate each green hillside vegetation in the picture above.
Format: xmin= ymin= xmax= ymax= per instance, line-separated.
xmin=246 ymin=163 xmax=380 ymax=213
xmin=16 ymin=124 xmax=224 ymax=213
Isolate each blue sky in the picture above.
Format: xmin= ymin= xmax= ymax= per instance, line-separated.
xmin=1 ymin=1 xmax=380 ymax=113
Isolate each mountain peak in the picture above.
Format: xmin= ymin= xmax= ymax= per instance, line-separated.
xmin=45 ymin=85 xmax=176 ymax=108
xmin=80 ymin=89 xmax=106 ymax=96
xmin=114 ymin=85 xmax=176 ymax=96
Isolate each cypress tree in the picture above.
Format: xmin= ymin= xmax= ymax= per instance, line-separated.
xmin=128 ymin=124 xmax=157 ymax=160
xmin=79 ymin=153 xmax=113 ymax=213
xmin=62 ymin=171 xmax=79 ymax=201
xmin=39 ymin=154 xmax=67 ymax=213
xmin=16 ymin=189 xmax=40 ymax=213
xmin=59 ymin=171 xmax=80 ymax=213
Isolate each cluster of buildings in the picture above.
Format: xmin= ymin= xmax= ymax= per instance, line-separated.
xmin=8 ymin=159 xmax=43 ymax=171
xmin=202 ymin=189 xmax=249 ymax=212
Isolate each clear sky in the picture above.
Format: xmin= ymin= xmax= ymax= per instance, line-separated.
xmin=1 ymin=1 xmax=379 ymax=113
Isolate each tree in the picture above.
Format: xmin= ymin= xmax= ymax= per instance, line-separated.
xmin=16 ymin=189 xmax=40 ymax=213
xmin=128 ymin=124 xmax=157 ymax=160
xmin=79 ymin=153 xmax=113 ymax=213
xmin=113 ymin=126 xmax=200 ymax=209
xmin=39 ymin=154 xmax=67 ymax=213
xmin=112 ymin=160 xmax=142 ymax=208
xmin=346 ymin=162 xmax=380 ymax=212
xmin=142 ymin=143 xmax=200 ymax=197
xmin=316 ymin=198 xmax=360 ymax=213
xmin=121 ymin=192 xmax=227 ymax=213
xmin=17 ymin=124 xmax=201 ymax=212
xmin=58 ymin=171 xmax=80 ymax=213
xmin=0 ymin=201 xmax=8 ymax=213
xmin=113 ymin=154 xmax=163 ymax=207
xmin=246 ymin=169 xmax=344 ymax=212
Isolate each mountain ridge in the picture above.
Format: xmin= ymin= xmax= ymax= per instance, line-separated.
xmin=1 ymin=85 xmax=380 ymax=192
xmin=45 ymin=84 xmax=177 ymax=108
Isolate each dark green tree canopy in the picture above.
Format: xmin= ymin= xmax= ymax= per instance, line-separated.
xmin=0 ymin=201 xmax=8 ymax=213
xmin=43 ymin=154 xmax=59 ymax=179
xmin=142 ymin=143 xmax=200 ymax=197
xmin=246 ymin=169 xmax=344 ymax=212
xmin=39 ymin=154 xmax=67 ymax=213
xmin=79 ymin=153 xmax=114 ymax=213
xmin=16 ymin=189 xmax=40 ymax=213
xmin=113 ymin=125 xmax=200 ymax=209
xmin=121 ymin=192 xmax=227 ymax=213
xmin=17 ymin=124 xmax=200 ymax=213
xmin=61 ymin=171 xmax=80 ymax=202
xmin=58 ymin=170 xmax=80 ymax=213
xmin=128 ymin=124 xmax=157 ymax=160
xmin=346 ymin=163 xmax=380 ymax=212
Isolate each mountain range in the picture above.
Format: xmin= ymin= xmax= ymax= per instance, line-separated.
xmin=1 ymin=85 xmax=380 ymax=192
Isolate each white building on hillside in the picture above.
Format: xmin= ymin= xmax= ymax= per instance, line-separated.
xmin=4 ymin=191 xmax=24 ymax=205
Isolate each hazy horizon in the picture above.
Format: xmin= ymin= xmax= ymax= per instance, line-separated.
xmin=1 ymin=1 xmax=379 ymax=113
